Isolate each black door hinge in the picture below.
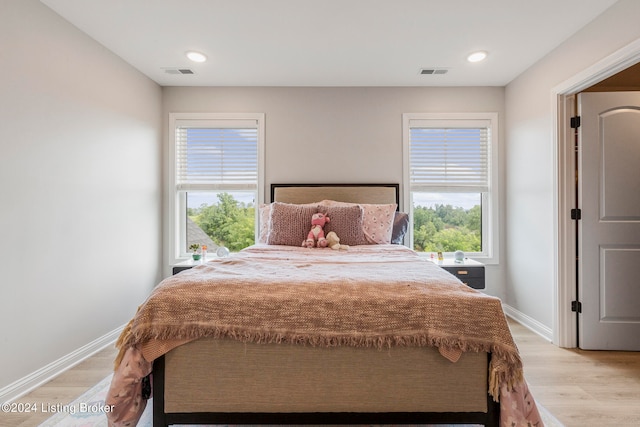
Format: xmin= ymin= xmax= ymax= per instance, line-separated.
xmin=570 ymin=116 xmax=581 ymax=128
xmin=571 ymin=208 xmax=581 ymax=220
xmin=571 ymin=301 xmax=582 ymax=313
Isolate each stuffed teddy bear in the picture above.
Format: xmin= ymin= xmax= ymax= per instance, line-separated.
xmin=326 ymin=231 xmax=349 ymax=250
xmin=303 ymin=212 xmax=330 ymax=248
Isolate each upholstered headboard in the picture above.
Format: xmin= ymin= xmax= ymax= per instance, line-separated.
xmin=265 ymin=183 xmax=407 ymax=245
xmin=270 ymin=184 xmax=399 ymax=208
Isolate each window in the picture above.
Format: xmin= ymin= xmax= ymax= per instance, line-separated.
xmin=169 ymin=113 xmax=265 ymax=260
xmin=402 ymin=113 xmax=498 ymax=262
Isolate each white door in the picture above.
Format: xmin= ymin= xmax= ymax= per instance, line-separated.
xmin=578 ymin=91 xmax=640 ymax=350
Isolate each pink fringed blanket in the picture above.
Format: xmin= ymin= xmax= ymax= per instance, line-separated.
xmin=107 ymin=244 xmax=542 ymax=427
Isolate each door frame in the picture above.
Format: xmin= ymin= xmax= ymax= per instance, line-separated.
xmin=553 ymin=38 xmax=640 ymax=348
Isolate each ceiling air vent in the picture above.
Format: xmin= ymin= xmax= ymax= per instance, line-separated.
xmin=163 ymin=68 xmax=195 ymax=75
xmin=420 ymin=68 xmax=449 ymax=75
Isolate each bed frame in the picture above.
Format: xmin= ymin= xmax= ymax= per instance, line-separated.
xmin=152 ymin=183 xmax=499 ymax=426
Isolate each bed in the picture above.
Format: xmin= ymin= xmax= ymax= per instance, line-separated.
xmin=106 ymin=184 xmax=542 ymax=427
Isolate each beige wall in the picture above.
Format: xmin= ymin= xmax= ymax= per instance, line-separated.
xmin=504 ymin=0 xmax=640 ymax=332
xmin=163 ymin=87 xmax=505 ymax=196
xmin=162 ymin=85 xmax=506 ymax=289
xmin=0 ymin=0 xmax=162 ymax=391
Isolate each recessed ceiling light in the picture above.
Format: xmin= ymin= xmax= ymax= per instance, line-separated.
xmin=467 ymin=51 xmax=488 ymax=63
xmin=186 ymin=51 xmax=207 ymax=63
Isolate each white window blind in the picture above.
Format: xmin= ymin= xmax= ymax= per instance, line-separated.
xmin=409 ymin=120 xmax=490 ymax=193
xmin=175 ymin=120 xmax=258 ymax=192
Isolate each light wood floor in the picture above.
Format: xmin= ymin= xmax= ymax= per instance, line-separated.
xmin=1 ymin=319 xmax=639 ymax=427
xmin=509 ymin=320 xmax=640 ymax=426
xmin=0 ymin=346 xmax=118 ymax=427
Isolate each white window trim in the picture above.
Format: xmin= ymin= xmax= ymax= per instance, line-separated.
xmin=402 ymin=112 xmax=499 ymax=264
xmin=167 ymin=112 xmax=265 ymax=265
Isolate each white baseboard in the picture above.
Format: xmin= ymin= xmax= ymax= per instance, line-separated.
xmin=0 ymin=324 xmax=125 ymax=405
xmin=503 ymin=304 xmax=553 ymax=342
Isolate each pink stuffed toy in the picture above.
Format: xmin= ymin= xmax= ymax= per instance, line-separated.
xmin=303 ymin=212 xmax=330 ymax=248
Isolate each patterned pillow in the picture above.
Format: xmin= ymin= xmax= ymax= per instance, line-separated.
xmin=321 ymin=200 xmax=397 ymax=244
xmin=361 ymin=203 xmax=397 ymax=244
xmin=267 ymin=202 xmax=320 ymax=246
xmin=322 ymin=205 xmax=367 ymax=246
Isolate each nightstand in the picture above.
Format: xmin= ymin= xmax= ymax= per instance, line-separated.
xmin=172 ymin=258 xmax=201 ymax=275
xmin=431 ymin=258 xmax=485 ymax=289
